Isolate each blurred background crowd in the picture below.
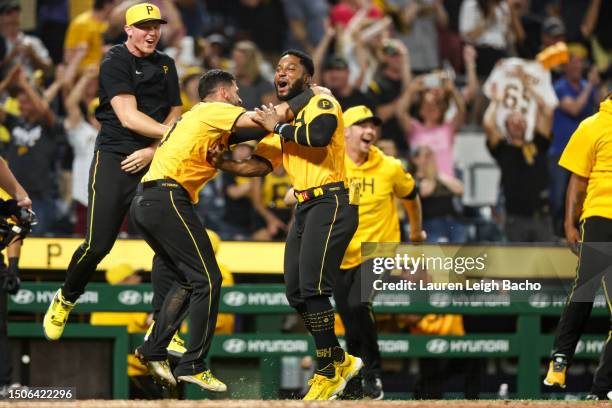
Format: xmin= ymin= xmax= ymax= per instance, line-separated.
xmin=0 ymin=0 xmax=610 ymax=244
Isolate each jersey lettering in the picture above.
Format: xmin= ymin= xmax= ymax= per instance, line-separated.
xmin=349 ymin=177 xmax=375 ymax=197
xmin=159 ymin=117 xmax=181 ymax=147
xmin=294 ymin=109 xmax=306 ymax=128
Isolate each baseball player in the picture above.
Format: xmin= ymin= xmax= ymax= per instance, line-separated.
xmin=0 ymin=159 xmax=33 ymax=396
xmin=43 ymin=3 xmax=182 ymax=341
xmin=131 ymin=68 xmax=322 ymax=391
xmin=336 ymin=105 xmax=425 ymax=399
xmin=208 ymin=50 xmax=362 ymax=400
xmin=544 ymin=93 xmax=612 ymax=401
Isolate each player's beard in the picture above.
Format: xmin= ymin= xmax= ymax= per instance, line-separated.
xmin=277 ymin=76 xmax=307 ymax=101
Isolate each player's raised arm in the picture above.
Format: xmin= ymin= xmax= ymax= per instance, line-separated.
xmin=252 ymin=98 xmax=337 ymax=148
xmin=232 ymin=88 xmax=313 ymax=130
xmin=230 ymin=86 xmax=330 ymax=142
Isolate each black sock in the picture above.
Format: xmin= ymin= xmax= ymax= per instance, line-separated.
xmin=296 ymin=303 xmax=312 ymax=334
xmin=304 ymin=296 xmax=345 ymax=378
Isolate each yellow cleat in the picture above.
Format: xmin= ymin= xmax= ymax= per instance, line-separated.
xmin=144 ymin=323 xmax=186 ymax=358
xmin=135 ymin=349 xmax=177 ymax=387
xmin=335 ymin=352 xmax=363 ymax=383
xmin=167 ymin=332 xmax=186 ymax=358
xmin=543 ymin=356 xmax=567 ymax=388
xmin=303 ymin=372 xmax=346 ymax=400
xmin=177 ymin=369 xmax=227 ymax=392
xmin=43 ymin=289 xmax=75 ymax=341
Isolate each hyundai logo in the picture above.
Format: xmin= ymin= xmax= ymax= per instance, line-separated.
xmin=223 ymin=291 xmax=247 ymax=307
xmin=118 ymin=290 xmax=142 ymax=305
xmin=11 ymin=289 xmax=35 ymax=305
xmin=223 ymin=338 xmax=247 ymax=354
xmin=528 ymin=294 xmax=550 ymax=308
xmin=430 ymin=293 xmax=451 ymax=308
xmin=426 ymin=338 xmax=449 ymax=354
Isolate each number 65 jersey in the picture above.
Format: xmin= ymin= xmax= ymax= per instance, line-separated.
xmin=483 ymin=58 xmax=558 ymax=141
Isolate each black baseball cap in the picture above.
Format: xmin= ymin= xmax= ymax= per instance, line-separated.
xmin=324 ymin=55 xmax=349 ymax=71
xmin=0 ymin=0 xmax=20 ymax=14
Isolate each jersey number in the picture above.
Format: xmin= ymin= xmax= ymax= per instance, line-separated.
xmin=159 ymin=116 xmax=181 ymax=147
xmin=502 ymin=84 xmax=529 ymax=115
xmin=293 ymin=110 xmax=305 ymax=128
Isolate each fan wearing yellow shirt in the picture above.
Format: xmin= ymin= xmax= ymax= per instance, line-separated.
xmin=334 ymin=105 xmax=425 ymax=400
xmin=544 ymin=95 xmax=612 ymax=401
xmin=64 ymin=0 xmax=115 ymax=69
xmin=208 ymin=50 xmax=363 ymax=400
xmin=131 ymin=68 xmax=321 ymax=393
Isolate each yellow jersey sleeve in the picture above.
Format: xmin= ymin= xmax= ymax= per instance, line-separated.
xmin=199 ymin=102 xmax=246 ymax=133
xmin=559 ymin=120 xmax=596 ymax=178
xmin=254 ymin=134 xmax=283 ymax=169
xmin=64 ymin=20 xmax=86 ymax=49
xmin=307 ymin=94 xmax=339 ymax=118
xmin=391 ymin=159 xmax=416 ymax=198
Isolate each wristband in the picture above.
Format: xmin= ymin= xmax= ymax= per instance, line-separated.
xmin=273 ymin=122 xmax=289 ymax=135
xmin=287 ymin=88 xmax=315 ymax=115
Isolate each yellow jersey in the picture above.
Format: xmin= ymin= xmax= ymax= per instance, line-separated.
xmin=559 ymin=99 xmax=612 ymax=221
xmin=341 ymin=146 xmax=416 ymax=269
xmin=64 ymin=11 xmax=108 ymax=69
xmin=143 ymin=102 xmax=246 ymax=203
xmin=262 ymin=170 xmax=291 ymax=209
xmin=254 ymin=94 xmax=346 ymax=191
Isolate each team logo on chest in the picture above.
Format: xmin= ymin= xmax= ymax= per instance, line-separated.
xmin=12 ymin=125 xmax=42 ymax=147
xmin=349 ymin=177 xmax=375 ymax=196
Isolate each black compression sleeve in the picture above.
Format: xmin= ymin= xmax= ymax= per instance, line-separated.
xmin=287 ymin=88 xmax=315 ymax=115
xmin=228 ymin=128 xmax=268 ymax=145
xmin=402 ymin=186 xmax=418 ymax=200
xmin=275 ymin=114 xmax=337 ymax=147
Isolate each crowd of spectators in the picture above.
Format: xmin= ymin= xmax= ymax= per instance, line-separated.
xmin=0 ymin=0 xmax=610 ymax=244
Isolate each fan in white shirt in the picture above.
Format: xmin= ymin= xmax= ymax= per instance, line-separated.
xmin=484 ymin=58 xmax=558 ymax=142
xmin=63 ymin=68 xmax=99 ymax=233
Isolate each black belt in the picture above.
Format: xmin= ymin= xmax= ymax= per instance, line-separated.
xmin=137 ymin=179 xmax=186 ymax=193
xmin=294 ymin=182 xmax=347 ymax=203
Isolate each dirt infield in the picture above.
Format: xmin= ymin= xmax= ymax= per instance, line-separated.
xmin=0 ymin=400 xmax=608 ymax=408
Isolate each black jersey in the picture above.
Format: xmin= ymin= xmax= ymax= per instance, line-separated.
xmin=95 ymin=44 xmax=181 ymax=155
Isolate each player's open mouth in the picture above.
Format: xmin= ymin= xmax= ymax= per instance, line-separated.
xmin=361 ymin=135 xmax=374 ymax=146
xmin=277 ymin=80 xmax=289 ymax=93
xmin=145 ymin=38 xmax=156 ymax=45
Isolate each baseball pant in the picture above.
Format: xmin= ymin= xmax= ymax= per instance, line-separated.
xmin=335 ymin=260 xmax=382 ymax=379
xmin=551 ymin=216 xmax=612 ymax=394
xmin=131 ymin=181 xmax=221 ymax=376
xmin=62 ymin=150 xmax=149 ymax=303
xmin=284 ymin=191 xmax=358 ymax=309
